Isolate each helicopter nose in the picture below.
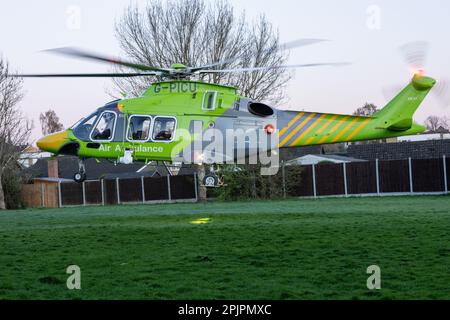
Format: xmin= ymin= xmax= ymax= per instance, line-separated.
xmin=36 ymin=131 xmax=69 ymax=153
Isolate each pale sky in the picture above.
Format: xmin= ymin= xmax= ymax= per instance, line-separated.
xmin=1 ymin=0 xmax=449 ymax=142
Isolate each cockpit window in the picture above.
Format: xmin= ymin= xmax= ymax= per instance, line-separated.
xmin=91 ymin=111 xmax=116 ymax=141
xmin=72 ymin=112 xmax=99 ymax=140
xmin=152 ymin=117 xmax=176 ymax=141
xmin=127 ymin=115 xmax=152 ymax=141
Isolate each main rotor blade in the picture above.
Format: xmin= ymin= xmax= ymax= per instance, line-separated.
xmin=43 ymin=47 xmax=170 ymax=73
xmin=190 ymin=38 xmax=329 ymax=72
xmin=197 ymin=62 xmax=350 ymax=74
xmin=10 ymin=72 xmax=160 ymax=78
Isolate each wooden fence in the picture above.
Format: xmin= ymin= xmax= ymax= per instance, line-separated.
xmin=22 ymin=174 xmax=198 ymax=208
xmin=283 ymin=156 xmax=449 ymax=198
xmin=22 ymin=156 xmax=449 ymax=208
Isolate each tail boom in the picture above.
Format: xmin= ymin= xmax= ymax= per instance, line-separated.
xmin=276 ymin=74 xmax=435 ymax=148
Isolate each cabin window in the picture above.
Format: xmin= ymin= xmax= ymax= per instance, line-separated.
xmin=152 ymin=117 xmax=176 ymax=142
xmin=91 ymin=111 xmax=116 ymax=141
xmin=202 ymin=91 xmax=217 ymax=111
xmin=127 ymin=115 xmax=152 ymax=141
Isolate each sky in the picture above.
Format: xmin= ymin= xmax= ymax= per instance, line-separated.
xmin=1 ymin=0 xmax=449 ymax=142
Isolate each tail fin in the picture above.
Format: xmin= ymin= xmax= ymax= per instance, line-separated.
xmin=374 ymin=74 xmax=436 ymax=131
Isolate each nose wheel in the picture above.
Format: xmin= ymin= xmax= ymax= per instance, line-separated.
xmin=73 ymin=158 xmax=87 ymax=183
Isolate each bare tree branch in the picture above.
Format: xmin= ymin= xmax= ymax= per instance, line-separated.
xmin=39 ymin=109 xmax=64 ymax=135
xmin=424 ymin=115 xmax=449 ymax=132
xmin=0 ymin=57 xmax=32 ymax=209
xmin=112 ymin=0 xmax=290 ymax=104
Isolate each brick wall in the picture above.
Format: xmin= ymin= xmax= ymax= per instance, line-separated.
xmin=347 ymin=139 xmax=450 ymax=160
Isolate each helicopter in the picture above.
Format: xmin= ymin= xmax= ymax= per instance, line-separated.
xmin=13 ymin=40 xmax=438 ymax=184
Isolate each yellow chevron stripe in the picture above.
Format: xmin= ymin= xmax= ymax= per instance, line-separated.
xmin=302 ymin=114 xmax=338 ymax=145
xmin=317 ymin=116 xmax=350 ymax=144
xmin=290 ymin=114 xmax=327 ymax=146
xmin=278 ymin=112 xmax=304 ymax=137
xmin=279 ymin=113 xmax=315 ymax=147
xmin=331 ymin=117 xmax=360 ymax=143
xmin=346 ymin=118 xmax=371 ymax=141
xmin=305 ymin=136 xmax=315 ymax=145
xmin=316 ymin=114 xmax=339 ymax=134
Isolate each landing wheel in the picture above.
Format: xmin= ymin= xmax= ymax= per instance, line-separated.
xmin=74 ymin=158 xmax=87 ymax=183
xmin=74 ymin=172 xmax=86 ymax=183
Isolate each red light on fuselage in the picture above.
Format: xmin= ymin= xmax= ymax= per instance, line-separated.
xmin=264 ymin=124 xmax=275 ymax=134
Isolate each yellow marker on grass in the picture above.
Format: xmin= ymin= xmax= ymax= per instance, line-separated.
xmin=190 ymin=218 xmax=212 ymax=225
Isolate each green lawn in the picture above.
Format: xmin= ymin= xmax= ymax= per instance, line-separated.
xmin=1 ymin=196 xmax=450 ymax=300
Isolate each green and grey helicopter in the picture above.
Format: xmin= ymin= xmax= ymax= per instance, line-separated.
xmin=14 ymin=40 xmax=440 ymax=185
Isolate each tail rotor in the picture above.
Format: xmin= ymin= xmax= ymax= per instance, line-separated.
xmin=382 ymin=41 xmax=449 ymax=108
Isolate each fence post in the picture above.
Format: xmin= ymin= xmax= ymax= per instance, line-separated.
xmin=343 ymin=162 xmax=348 ymax=197
xmin=41 ymin=183 xmax=45 ymax=208
xmin=282 ymin=161 xmax=286 ymax=198
xmin=141 ymin=176 xmax=145 ymax=203
xmin=101 ymin=179 xmax=105 ymax=206
xmin=58 ymin=182 xmax=62 ymax=208
xmin=444 ymin=155 xmax=448 ymax=193
xmin=312 ymin=164 xmax=317 ymax=198
xmin=82 ymin=181 xmax=86 ymax=206
xmin=408 ymin=157 xmax=413 ymax=193
xmin=167 ymin=175 xmax=172 ymax=201
xmin=116 ymin=178 xmax=121 ymax=204
xmin=375 ymin=159 xmax=380 ymax=195
xmin=194 ymin=173 xmax=198 ymax=201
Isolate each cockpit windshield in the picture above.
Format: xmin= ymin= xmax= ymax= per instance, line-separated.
xmin=72 ymin=111 xmax=99 ymax=140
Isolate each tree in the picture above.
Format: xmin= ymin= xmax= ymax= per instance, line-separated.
xmin=353 ymin=103 xmax=379 ymax=117
xmin=0 ymin=57 xmax=32 ymax=209
xmin=39 ymin=109 xmax=64 ymax=135
xmin=424 ymin=115 xmax=441 ymax=132
xmin=114 ymin=0 xmax=291 ymax=104
xmin=424 ymin=115 xmax=449 ymax=132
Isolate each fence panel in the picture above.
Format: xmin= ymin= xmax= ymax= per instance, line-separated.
xmin=144 ymin=176 xmax=169 ymax=201
xmin=21 ymin=184 xmax=42 ymax=208
xmin=379 ymin=159 xmax=410 ymax=193
xmin=170 ymin=175 xmax=196 ymax=200
xmin=286 ymin=165 xmax=314 ymax=197
xmin=412 ymin=158 xmax=445 ymax=192
xmin=61 ymin=182 xmax=83 ymax=206
xmin=315 ymin=163 xmax=345 ymax=196
xmin=85 ymin=181 xmax=102 ymax=205
xmin=104 ymin=179 xmax=118 ymax=205
xmin=119 ymin=178 xmax=143 ymax=203
xmin=44 ymin=183 xmax=59 ymax=208
xmin=346 ymin=161 xmax=377 ymax=195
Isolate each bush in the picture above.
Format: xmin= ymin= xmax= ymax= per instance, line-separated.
xmin=216 ymin=164 xmax=303 ymax=201
xmin=2 ymin=168 xmax=25 ymax=209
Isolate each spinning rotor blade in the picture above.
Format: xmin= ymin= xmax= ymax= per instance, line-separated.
xmin=190 ymin=38 xmax=329 ymax=72
xmin=399 ymin=42 xmax=450 ymax=108
xmin=11 ymin=72 xmax=160 ymax=78
xmin=197 ymin=62 xmax=350 ymax=74
xmin=433 ymin=79 xmax=450 ymax=108
xmin=399 ymin=41 xmax=429 ymax=72
xmin=44 ymin=47 xmax=170 ymax=73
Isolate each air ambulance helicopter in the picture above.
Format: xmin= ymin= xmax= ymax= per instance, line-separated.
xmin=13 ymin=40 xmax=442 ymax=185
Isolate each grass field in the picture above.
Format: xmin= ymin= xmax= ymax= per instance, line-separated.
xmin=1 ymin=195 xmax=450 ymax=300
